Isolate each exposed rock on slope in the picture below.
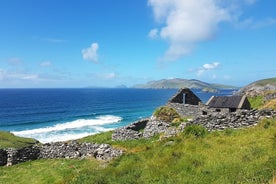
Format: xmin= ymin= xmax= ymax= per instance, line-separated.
xmin=237 ymin=78 xmax=276 ymax=97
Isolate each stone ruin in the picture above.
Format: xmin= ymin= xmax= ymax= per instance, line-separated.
xmin=168 ymin=88 xmax=202 ymax=105
xmin=112 ymin=88 xmax=276 ymax=141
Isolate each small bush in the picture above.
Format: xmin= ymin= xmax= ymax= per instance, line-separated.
xmin=153 ymin=106 xmax=181 ymax=122
xmin=183 ymin=125 xmax=208 ymax=138
xmin=263 ymin=119 xmax=271 ymax=129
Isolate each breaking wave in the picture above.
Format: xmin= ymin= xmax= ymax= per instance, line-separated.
xmin=12 ymin=115 xmax=122 ymax=143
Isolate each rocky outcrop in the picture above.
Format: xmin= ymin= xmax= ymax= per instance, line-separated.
xmin=2 ymin=141 xmax=123 ymax=166
xmin=264 ymin=92 xmax=276 ymax=102
xmin=237 ymin=78 xmax=276 ymax=97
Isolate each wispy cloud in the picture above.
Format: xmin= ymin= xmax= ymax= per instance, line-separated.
xmin=43 ymin=38 xmax=68 ymax=43
xmin=89 ymin=72 xmax=117 ymax=80
xmin=0 ymin=69 xmax=39 ymax=81
xmin=251 ymin=18 xmax=276 ymax=29
xmin=40 ymin=61 xmax=52 ymax=67
xmin=148 ymin=28 xmax=159 ymax=39
xmin=7 ymin=57 xmax=22 ymax=65
xmin=197 ymin=62 xmax=220 ymax=76
xmin=81 ymin=43 xmax=99 ymax=63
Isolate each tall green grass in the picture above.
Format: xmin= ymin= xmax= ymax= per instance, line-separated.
xmin=248 ymin=96 xmax=264 ymax=109
xmin=1 ymin=118 xmax=276 ymax=184
xmin=0 ymin=131 xmax=37 ymax=149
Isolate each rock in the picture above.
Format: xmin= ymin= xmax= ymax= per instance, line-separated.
xmin=112 ymin=119 xmax=149 ymax=141
xmin=0 ymin=149 xmax=7 ymax=166
xmin=2 ymin=141 xmax=123 ymax=167
xmin=143 ymin=120 xmax=170 ymax=138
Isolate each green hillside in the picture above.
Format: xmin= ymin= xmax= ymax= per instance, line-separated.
xmin=251 ymin=78 xmax=276 ymax=86
xmin=238 ymin=78 xmax=276 ymax=96
xmin=133 ymin=78 xmax=237 ymax=92
xmin=0 ymin=131 xmax=38 ymax=149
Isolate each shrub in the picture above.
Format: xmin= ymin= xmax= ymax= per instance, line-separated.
xmin=183 ymin=125 xmax=208 ymax=138
xmin=153 ymin=106 xmax=181 ymax=123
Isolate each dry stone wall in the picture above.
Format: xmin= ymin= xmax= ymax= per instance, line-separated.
xmin=112 ymin=109 xmax=276 ymax=141
xmin=186 ymin=109 xmax=276 ymax=131
xmin=1 ymin=141 xmax=123 ymax=166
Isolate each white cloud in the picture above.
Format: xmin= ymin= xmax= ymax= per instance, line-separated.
xmin=0 ymin=69 xmax=39 ymax=81
xmin=148 ymin=28 xmax=159 ymax=38
xmin=203 ymin=62 xmax=220 ymax=70
xmin=147 ymin=0 xmax=270 ymax=61
xmin=40 ymin=61 xmax=52 ymax=67
xmin=89 ymin=72 xmax=117 ymax=80
xmin=148 ymin=0 xmax=230 ymax=61
xmin=197 ymin=62 xmax=220 ymax=76
xmin=82 ymin=43 xmax=99 ymax=62
xmin=103 ymin=72 xmax=117 ymax=80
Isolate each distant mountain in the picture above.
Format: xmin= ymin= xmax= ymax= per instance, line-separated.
xmin=133 ymin=78 xmax=237 ymax=92
xmin=237 ymin=78 xmax=276 ymax=96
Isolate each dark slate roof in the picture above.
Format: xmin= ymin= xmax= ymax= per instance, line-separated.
xmin=206 ymin=96 xmax=245 ymax=108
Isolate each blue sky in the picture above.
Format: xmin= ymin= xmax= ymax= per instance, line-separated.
xmin=0 ymin=0 xmax=275 ymax=88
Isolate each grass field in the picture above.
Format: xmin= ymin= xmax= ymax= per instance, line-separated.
xmin=1 ymin=117 xmax=276 ymax=184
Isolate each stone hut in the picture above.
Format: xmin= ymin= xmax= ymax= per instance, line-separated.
xmin=206 ymin=95 xmax=251 ymax=113
xmin=168 ymin=88 xmax=202 ymax=105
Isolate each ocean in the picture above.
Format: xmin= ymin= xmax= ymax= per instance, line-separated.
xmin=0 ymin=88 xmax=233 ymax=143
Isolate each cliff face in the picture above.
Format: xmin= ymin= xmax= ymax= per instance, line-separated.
xmin=237 ymin=78 xmax=276 ymax=97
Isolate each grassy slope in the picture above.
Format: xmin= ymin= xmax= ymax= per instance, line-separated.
xmin=0 ymin=131 xmax=37 ymax=149
xmin=249 ymin=94 xmax=276 ymax=110
xmin=252 ymin=78 xmax=276 ymax=86
xmin=1 ymin=118 xmax=276 ymax=184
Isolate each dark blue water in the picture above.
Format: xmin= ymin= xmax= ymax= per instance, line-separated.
xmin=0 ymin=88 xmax=233 ymax=143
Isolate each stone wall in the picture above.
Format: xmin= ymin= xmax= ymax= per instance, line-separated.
xmin=186 ymin=109 xmax=276 ymax=131
xmin=1 ymin=141 xmax=123 ymax=166
xmin=112 ymin=119 xmax=149 ymax=141
xmin=167 ymin=103 xmax=206 ymax=117
xmin=112 ymin=109 xmax=276 ymax=141
xmin=0 ymin=149 xmax=7 ymax=166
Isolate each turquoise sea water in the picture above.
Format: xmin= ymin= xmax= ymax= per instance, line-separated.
xmin=0 ymin=88 xmax=233 ymax=143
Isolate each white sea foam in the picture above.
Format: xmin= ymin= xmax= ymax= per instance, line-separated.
xmin=12 ymin=115 xmax=122 ymax=143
